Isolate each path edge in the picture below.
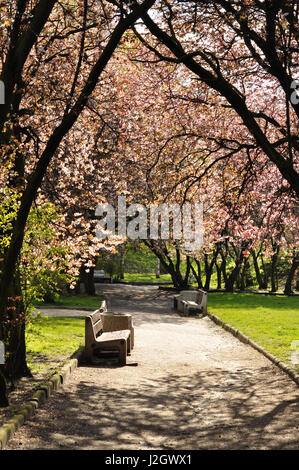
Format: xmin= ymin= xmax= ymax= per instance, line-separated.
xmin=0 ymin=349 xmax=82 ymax=450
xmin=207 ymin=311 xmax=299 ymax=387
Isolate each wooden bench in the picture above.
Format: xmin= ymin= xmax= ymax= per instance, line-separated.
xmin=83 ymin=310 xmax=131 ymax=365
xmin=174 ymin=289 xmax=207 ymax=316
xmin=98 ymin=300 xmax=134 ymax=350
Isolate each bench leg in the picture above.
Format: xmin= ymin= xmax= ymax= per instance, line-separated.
xmin=183 ymin=303 xmax=189 ymax=316
xmin=118 ymin=339 xmax=127 ymax=365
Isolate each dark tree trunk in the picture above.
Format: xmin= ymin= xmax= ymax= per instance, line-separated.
xmin=226 ymin=266 xmax=239 ymax=292
xmin=83 ymin=267 xmax=95 ymax=296
xmin=219 ymin=240 xmax=230 ymax=290
xmin=225 ymin=244 xmax=244 ymax=293
xmin=190 ymin=259 xmax=203 ymax=289
xmin=183 ymin=256 xmax=191 ymax=286
xmin=203 ymin=249 xmax=218 ymax=291
xmin=284 ymin=252 xmax=298 ymax=295
xmin=239 ymin=258 xmax=249 ymax=291
xmin=270 ymin=247 xmax=279 ymax=293
xmin=0 ymin=369 xmax=9 ymax=407
xmin=260 ymin=254 xmax=269 ymax=290
xmin=145 ymin=241 xmax=189 ymax=290
xmin=215 ymin=261 xmax=222 ymax=289
xmin=74 ymin=278 xmax=81 ymax=295
xmin=221 ymin=256 xmax=228 ymax=290
xmin=251 ymin=249 xmax=265 ymax=289
xmin=0 ymin=270 xmax=31 ymax=407
xmin=203 ymin=254 xmax=213 ymax=291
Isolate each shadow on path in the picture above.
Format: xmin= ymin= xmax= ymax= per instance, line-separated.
xmin=8 ymin=366 xmax=299 ymax=450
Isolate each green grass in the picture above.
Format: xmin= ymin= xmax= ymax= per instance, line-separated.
xmin=26 ymin=316 xmax=85 ymax=374
xmin=29 ymin=292 xmax=103 ymax=375
xmin=208 ymin=292 xmax=299 ymax=369
xmin=123 ymin=272 xmax=172 ymax=283
xmin=35 ymin=293 xmax=104 ymax=309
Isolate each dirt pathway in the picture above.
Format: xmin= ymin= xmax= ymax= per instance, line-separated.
xmin=5 ymin=285 xmax=299 ymax=450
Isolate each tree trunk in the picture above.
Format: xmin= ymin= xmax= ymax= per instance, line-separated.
xmin=167 ymin=249 xmax=189 ymax=290
xmin=190 ymin=259 xmax=203 ymax=289
xmin=215 ymin=261 xmax=222 ymax=289
xmin=0 ymin=270 xmax=31 ymax=407
xmin=251 ymin=249 xmax=266 ymax=290
xmin=145 ymin=241 xmax=189 ymax=290
xmin=260 ymin=254 xmax=269 ymax=290
xmin=83 ymin=267 xmax=95 ymax=296
xmin=219 ymin=240 xmax=230 ymax=290
xmin=203 ymin=254 xmax=213 ymax=291
xmin=226 ymin=266 xmax=239 ymax=292
xmin=203 ymin=250 xmax=218 ymax=291
xmin=270 ymin=247 xmax=279 ymax=293
xmin=0 ymin=369 xmax=8 ymax=407
xmin=225 ymin=245 xmax=244 ymax=292
xmin=239 ymin=258 xmax=249 ymax=291
xmin=284 ymin=252 xmax=298 ymax=295
xmin=183 ymin=256 xmax=191 ymax=286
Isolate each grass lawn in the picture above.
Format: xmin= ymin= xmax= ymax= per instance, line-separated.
xmin=26 ymin=316 xmax=85 ymax=375
xmin=123 ymin=272 xmax=172 ymax=284
xmin=208 ymin=292 xmax=299 ymax=370
xmin=29 ymin=292 xmax=104 ymax=375
xmin=35 ymin=293 xmax=104 ymax=309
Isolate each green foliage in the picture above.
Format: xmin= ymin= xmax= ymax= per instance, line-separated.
xmin=96 ymin=242 xmax=159 ymax=281
xmin=20 ymin=203 xmax=73 ymax=314
xmin=0 ymin=188 xmax=20 ymax=254
xmin=124 ymin=244 xmax=157 ymax=273
xmin=97 ymin=254 xmax=123 ymax=279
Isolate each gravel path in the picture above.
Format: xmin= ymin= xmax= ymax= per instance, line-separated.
xmin=5 ymin=285 xmax=299 ymax=450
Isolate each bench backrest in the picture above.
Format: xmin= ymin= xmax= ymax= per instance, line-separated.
xmin=179 ymin=290 xmax=202 ymax=302
xmin=85 ymin=310 xmax=103 ymax=346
